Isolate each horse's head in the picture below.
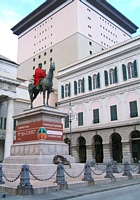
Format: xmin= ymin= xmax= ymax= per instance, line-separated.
xmin=50 ymin=62 xmax=55 ymax=71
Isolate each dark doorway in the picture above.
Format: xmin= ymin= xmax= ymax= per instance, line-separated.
xmin=94 ymin=135 xmax=103 ymax=163
xmin=131 ymin=131 xmax=140 ymax=163
xmin=79 ymin=137 xmax=86 ymax=163
xmin=112 ymin=133 xmax=122 ymax=163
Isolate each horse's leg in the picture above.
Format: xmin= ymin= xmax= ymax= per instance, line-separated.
xmin=29 ymin=92 xmax=33 ymax=109
xmin=33 ymin=90 xmax=39 ymax=100
xmin=46 ymin=90 xmax=49 ymax=106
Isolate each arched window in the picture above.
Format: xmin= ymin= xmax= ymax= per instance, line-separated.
xmin=127 ymin=62 xmax=134 ymax=79
xmin=109 ymin=68 xmax=115 ymax=84
xmin=78 ymin=79 xmax=82 ymax=93
xmin=65 ymin=84 xmax=69 ymax=97
xmin=93 ymin=74 xmax=97 ymax=89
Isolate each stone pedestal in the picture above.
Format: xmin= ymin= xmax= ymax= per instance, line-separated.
xmin=3 ymin=106 xmax=75 ymax=178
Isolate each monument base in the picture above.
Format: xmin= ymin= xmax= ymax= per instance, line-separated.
xmin=3 ymin=106 xmax=75 ymax=179
xmin=4 ymin=140 xmax=74 ymax=164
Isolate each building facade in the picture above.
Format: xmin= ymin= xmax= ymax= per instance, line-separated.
xmin=11 ymin=0 xmax=138 ymax=107
xmin=57 ymin=35 xmax=140 ymax=164
xmin=0 ymin=55 xmax=30 ymax=162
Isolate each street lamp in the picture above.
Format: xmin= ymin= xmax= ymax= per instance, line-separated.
xmin=68 ymin=102 xmax=75 ymax=156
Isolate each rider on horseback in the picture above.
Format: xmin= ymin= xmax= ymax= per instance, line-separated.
xmin=34 ymin=63 xmax=46 ymax=89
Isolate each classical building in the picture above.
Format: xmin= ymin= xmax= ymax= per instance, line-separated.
xmin=11 ymin=0 xmax=138 ymax=107
xmin=0 ymin=55 xmax=30 ymax=162
xmin=57 ymin=35 xmax=140 ymax=164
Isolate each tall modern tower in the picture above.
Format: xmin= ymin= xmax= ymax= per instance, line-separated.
xmin=11 ymin=0 xmax=138 ymax=106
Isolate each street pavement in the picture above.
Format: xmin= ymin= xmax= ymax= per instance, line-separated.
xmin=70 ymin=183 xmax=140 ymax=200
xmin=0 ymin=177 xmax=140 ymax=199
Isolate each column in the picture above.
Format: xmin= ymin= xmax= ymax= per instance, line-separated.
xmin=4 ymin=99 xmax=14 ymax=158
xmin=86 ymin=145 xmax=93 ymax=162
xmin=103 ymin=143 xmax=112 ymax=163
xmin=122 ymin=141 xmax=132 ymax=163
xmin=73 ymin=145 xmax=79 ymax=162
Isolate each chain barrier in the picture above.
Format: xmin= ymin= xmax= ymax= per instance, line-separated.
xmin=64 ymin=168 xmax=84 ymax=178
xmin=3 ymin=172 xmax=21 ymax=182
xmin=91 ymin=167 xmax=106 ymax=175
xmin=115 ymin=164 xmax=123 ymax=173
xmin=29 ymin=169 xmax=56 ymax=181
xmin=129 ymin=163 xmax=138 ymax=172
xmin=94 ymin=164 xmax=104 ymax=171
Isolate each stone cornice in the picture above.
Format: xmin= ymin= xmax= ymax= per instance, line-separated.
xmin=0 ymin=77 xmax=21 ymax=86
xmin=63 ymin=117 xmax=140 ymax=134
xmin=57 ymin=79 xmax=140 ymax=107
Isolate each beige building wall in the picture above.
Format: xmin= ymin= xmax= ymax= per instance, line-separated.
xmin=17 ymin=0 xmax=78 ymax=64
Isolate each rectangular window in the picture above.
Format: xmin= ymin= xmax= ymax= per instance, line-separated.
xmin=78 ymin=112 xmax=83 ymax=126
xmin=4 ymin=118 xmax=6 ymax=129
xmin=130 ymin=101 xmax=138 ymax=118
xmin=93 ymin=109 xmax=99 ymax=123
xmin=0 ymin=117 xmax=3 ymax=129
xmin=110 ymin=105 xmax=117 ymax=121
xmin=65 ymin=115 xmax=69 ymax=128
xmin=13 ymin=119 xmax=17 ymax=131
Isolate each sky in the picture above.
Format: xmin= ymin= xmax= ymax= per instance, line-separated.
xmin=0 ymin=0 xmax=140 ymax=62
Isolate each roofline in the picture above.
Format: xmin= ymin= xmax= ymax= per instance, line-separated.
xmin=11 ymin=0 xmax=68 ymax=35
xmin=11 ymin=0 xmax=138 ymax=36
xmin=85 ymin=0 xmax=138 ymax=34
xmin=0 ymin=57 xmax=19 ymax=66
xmin=57 ymin=34 xmax=140 ymax=75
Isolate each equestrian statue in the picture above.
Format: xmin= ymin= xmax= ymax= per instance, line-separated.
xmin=28 ymin=62 xmax=55 ymax=109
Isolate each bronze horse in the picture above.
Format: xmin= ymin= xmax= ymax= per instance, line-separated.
xmin=28 ymin=62 xmax=55 ymax=109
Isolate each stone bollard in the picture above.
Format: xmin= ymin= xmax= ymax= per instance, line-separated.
xmin=104 ymin=162 xmax=115 ymax=178
xmin=137 ymin=161 xmax=140 ymax=174
xmin=0 ymin=164 xmax=5 ymax=184
xmin=122 ymin=161 xmax=132 ymax=177
xmin=17 ymin=164 xmax=32 ymax=189
xmin=82 ymin=162 xmax=94 ymax=182
xmin=55 ymin=164 xmax=67 ymax=185
xmin=112 ymin=160 xmax=119 ymax=173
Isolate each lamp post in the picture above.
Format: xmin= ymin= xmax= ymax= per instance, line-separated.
xmin=68 ymin=102 xmax=75 ymax=156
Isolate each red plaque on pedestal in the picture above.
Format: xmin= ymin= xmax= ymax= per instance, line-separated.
xmin=15 ymin=120 xmax=63 ymax=142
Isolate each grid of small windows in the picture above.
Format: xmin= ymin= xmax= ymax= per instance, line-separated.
xmin=33 ymin=17 xmax=53 ymax=53
xmin=99 ymin=16 xmax=118 ymax=47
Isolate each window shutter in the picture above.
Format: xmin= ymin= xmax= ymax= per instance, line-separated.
xmin=130 ymin=101 xmax=138 ymax=117
xmin=110 ymin=105 xmax=117 ymax=121
xmin=82 ymin=78 xmax=85 ymax=93
xmin=65 ymin=115 xmax=69 ymax=128
xmin=68 ymin=82 xmax=71 ymax=97
xmin=104 ymin=70 xmax=108 ymax=86
xmin=93 ymin=109 xmax=99 ymax=123
xmin=88 ymin=76 xmax=92 ymax=90
xmin=61 ymin=85 xmax=64 ymax=99
xmin=122 ymin=64 xmax=127 ymax=81
xmin=74 ymin=81 xmax=77 ymax=95
xmin=78 ymin=112 xmax=83 ymax=126
xmin=114 ymin=67 xmax=118 ymax=83
xmin=133 ymin=60 xmax=138 ymax=78
xmin=97 ymin=73 xmax=100 ymax=88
